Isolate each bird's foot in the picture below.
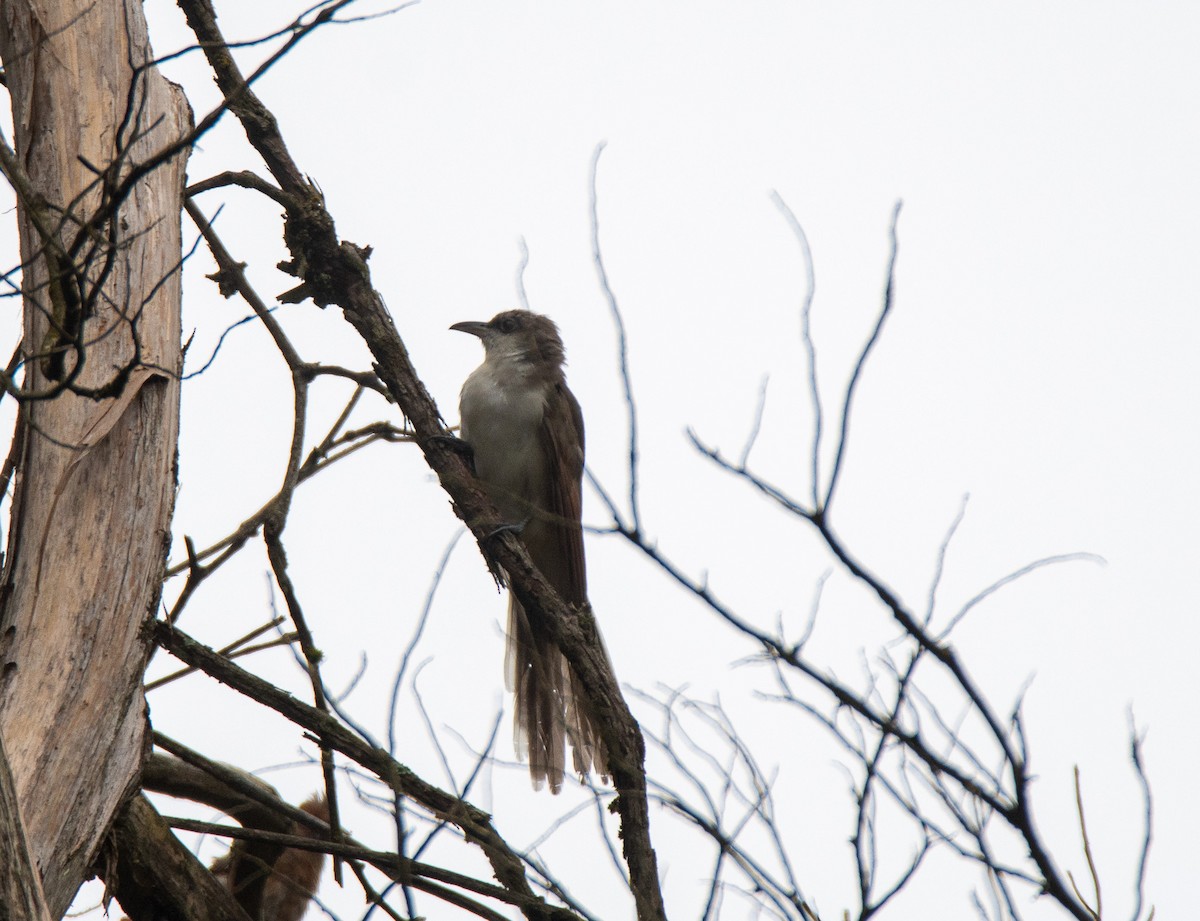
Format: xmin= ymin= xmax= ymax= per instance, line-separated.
xmin=484 ymin=517 xmax=530 ymax=542
xmin=428 ymin=433 xmax=476 ymax=472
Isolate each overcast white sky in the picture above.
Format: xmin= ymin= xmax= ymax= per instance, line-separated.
xmin=19 ymin=1 xmax=1195 ymax=918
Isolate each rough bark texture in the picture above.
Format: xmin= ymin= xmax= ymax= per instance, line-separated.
xmin=0 ymin=0 xmax=189 ymax=914
xmin=0 ymin=734 xmax=52 ymax=921
xmin=108 ymin=795 xmax=251 ymax=921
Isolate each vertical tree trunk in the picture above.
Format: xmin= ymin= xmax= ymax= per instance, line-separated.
xmin=0 ymin=0 xmax=190 ymax=914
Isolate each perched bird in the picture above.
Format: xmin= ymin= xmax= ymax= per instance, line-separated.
xmin=451 ymin=309 xmax=608 ymax=793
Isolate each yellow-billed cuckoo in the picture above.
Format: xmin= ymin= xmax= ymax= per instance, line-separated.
xmin=451 ymin=309 xmax=609 ymax=793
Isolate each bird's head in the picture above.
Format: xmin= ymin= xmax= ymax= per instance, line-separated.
xmin=451 ymin=310 xmax=566 ymax=369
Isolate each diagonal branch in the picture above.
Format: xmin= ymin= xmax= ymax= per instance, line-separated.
xmin=150 ymin=620 xmax=581 ymax=921
xmin=175 ymin=4 xmax=665 ymax=918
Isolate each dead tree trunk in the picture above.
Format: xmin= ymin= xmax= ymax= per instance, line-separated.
xmin=0 ymin=0 xmax=190 ymax=914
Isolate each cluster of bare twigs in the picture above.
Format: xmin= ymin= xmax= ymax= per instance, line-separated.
xmin=579 ymin=171 xmax=1154 ymax=920
xmin=0 ymin=85 xmax=154 ymax=404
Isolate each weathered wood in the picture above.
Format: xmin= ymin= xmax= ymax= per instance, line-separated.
xmin=0 ymin=733 xmax=52 ymax=921
xmin=0 ymin=0 xmax=190 ymax=914
xmin=107 ymin=795 xmax=251 ymax=921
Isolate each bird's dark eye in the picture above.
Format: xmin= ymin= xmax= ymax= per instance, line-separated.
xmin=498 ymin=316 xmax=519 ymax=333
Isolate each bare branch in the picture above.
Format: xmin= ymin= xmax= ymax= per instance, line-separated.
xmin=769 ymin=191 xmax=821 ymax=507
xmin=823 ymin=200 xmax=901 ymax=512
xmin=589 ymin=141 xmax=641 ymax=536
xmin=150 ymin=620 xmax=582 ymax=919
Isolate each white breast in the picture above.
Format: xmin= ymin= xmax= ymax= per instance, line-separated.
xmin=459 ymin=361 xmax=549 ymax=522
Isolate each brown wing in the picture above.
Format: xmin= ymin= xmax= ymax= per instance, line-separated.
xmin=532 ymin=381 xmax=587 ymax=603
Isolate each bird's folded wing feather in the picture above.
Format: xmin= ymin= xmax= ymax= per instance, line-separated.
xmin=536 ymin=381 xmax=587 ymax=604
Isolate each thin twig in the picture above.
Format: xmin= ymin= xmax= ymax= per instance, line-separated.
xmin=769 ymin=191 xmax=821 ymax=507
xmin=589 ymin=141 xmax=641 ymax=535
xmin=823 ymin=201 xmax=902 ymax=512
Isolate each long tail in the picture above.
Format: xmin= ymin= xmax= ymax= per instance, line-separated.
xmin=506 ymin=594 xmax=609 ymax=793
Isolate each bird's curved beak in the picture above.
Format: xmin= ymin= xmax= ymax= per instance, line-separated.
xmin=450 ymin=321 xmax=489 ymax=338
